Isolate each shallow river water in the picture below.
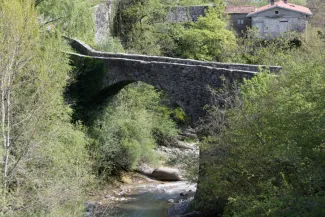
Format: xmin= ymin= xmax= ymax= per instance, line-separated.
xmin=107 ymin=182 xmax=196 ymax=217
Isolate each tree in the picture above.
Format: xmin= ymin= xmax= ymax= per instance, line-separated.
xmin=36 ymin=0 xmax=95 ymax=41
xmin=113 ymin=0 xmax=177 ymax=55
xmin=0 ymin=0 xmax=40 ymax=197
xmin=229 ymin=28 xmax=297 ymax=65
xmin=307 ymin=0 xmax=325 ymax=31
xmin=195 ymin=28 xmax=325 ymax=217
xmin=0 ymin=0 xmax=92 ymax=215
xmin=175 ymin=5 xmax=237 ymax=61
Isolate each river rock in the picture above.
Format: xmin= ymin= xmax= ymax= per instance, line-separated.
xmin=85 ymin=202 xmax=95 ymax=212
xmin=167 ymin=197 xmax=195 ymax=217
xmin=180 ymin=211 xmax=202 ymax=217
xmin=172 ymin=140 xmax=196 ymax=150
xmin=136 ymin=163 xmax=154 ymax=176
xmin=151 ymin=167 xmax=182 ymax=181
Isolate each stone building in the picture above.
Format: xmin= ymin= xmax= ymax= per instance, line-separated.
xmin=167 ymin=5 xmax=256 ymax=36
xmin=225 ymin=5 xmax=257 ymax=36
xmin=247 ymin=0 xmax=312 ymax=37
xmin=93 ymin=0 xmax=312 ymax=42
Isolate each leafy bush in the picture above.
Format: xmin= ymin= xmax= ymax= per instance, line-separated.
xmin=174 ymin=4 xmax=237 ymax=61
xmin=195 ymin=30 xmax=325 ymax=216
xmin=89 ymin=82 xmax=178 ymax=179
xmin=0 ymin=0 xmax=93 ymax=216
xmin=94 ymin=36 xmax=125 ymax=53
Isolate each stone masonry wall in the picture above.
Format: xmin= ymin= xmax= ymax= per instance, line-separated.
xmin=67 ymin=37 xmax=282 ymax=73
xmin=93 ymin=1 xmax=211 ymax=41
xmin=167 ymin=5 xmax=210 ymax=22
xmin=93 ymin=0 xmax=114 ymax=44
xmin=67 ymin=37 xmax=281 ymax=122
xmin=70 ymin=52 xmax=255 ymax=122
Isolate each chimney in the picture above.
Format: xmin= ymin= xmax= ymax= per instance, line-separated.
xmin=270 ymin=0 xmax=275 ymax=5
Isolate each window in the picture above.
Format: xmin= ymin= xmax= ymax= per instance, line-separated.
xmin=237 ymin=19 xmax=244 ymax=25
xmin=279 ymin=21 xmax=288 ymax=33
xmin=275 ymin=10 xmax=279 ymax=14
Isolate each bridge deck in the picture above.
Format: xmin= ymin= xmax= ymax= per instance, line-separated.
xmin=67 ymin=51 xmax=259 ymax=77
xmin=65 ymin=37 xmax=281 ymax=74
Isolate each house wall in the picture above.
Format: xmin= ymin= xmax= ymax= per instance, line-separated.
xmin=251 ymin=7 xmax=308 ymax=37
xmin=228 ymin=13 xmax=252 ymax=36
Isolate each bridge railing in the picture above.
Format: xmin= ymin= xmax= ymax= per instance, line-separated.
xmin=64 ymin=36 xmax=282 ymax=73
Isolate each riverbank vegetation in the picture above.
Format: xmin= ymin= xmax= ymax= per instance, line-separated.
xmin=0 ymin=0 xmax=94 ymax=215
xmin=195 ymin=28 xmax=325 ymax=217
xmin=88 ymin=82 xmax=179 ymax=181
xmin=111 ymin=0 xmax=325 ymax=216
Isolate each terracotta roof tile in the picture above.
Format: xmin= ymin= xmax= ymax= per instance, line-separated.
xmin=247 ymin=1 xmax=312 ymax=17
xmin=225 ymin=5 xmax=257 ymax=14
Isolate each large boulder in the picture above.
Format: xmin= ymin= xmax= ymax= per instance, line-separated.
xmin=136 ymin=163 xmax=154 ymax=176
xmin=151 ymin=167 xmax=182 ymax=181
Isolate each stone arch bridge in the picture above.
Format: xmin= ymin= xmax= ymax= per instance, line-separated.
xmin=67 ymin=38 xmax=281 ymax=123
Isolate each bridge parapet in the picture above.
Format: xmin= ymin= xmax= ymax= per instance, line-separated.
xmin=65 ymin=37 xmax=282 ymax=73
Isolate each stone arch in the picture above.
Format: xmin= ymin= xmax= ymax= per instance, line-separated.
xmin=66 ymin=37 xmax=281 ymax=124
xmin=69 ymin=53 xmax=253 ymax=123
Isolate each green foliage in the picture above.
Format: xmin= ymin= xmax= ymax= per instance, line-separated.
xmin=153 ymin=22 xmax=185 ymax=57
xmin=94 ymin=36 xmax=125 ymax=53
xmin=231 ymin=27 xmax=325 ymax=67
xmin=307 ymin=0 xmax=325 ymax=30
xmin=175 ymin=6 xmax=237 ymax=61
xmin=88 ymin=82 xmax=178 ymax=179
xmin=112 ymin=0 xmax=236 ymax=60
xmin=0 ymin=0 xmax=92 ymax=215
xmin=113 ymin=0 xmax=174 ymax=55
xmin=36 ymin=0 xmax=95 ymax=42
xmin=196 ymin=29 xmax=325 ymax=216
xmin=229 ymin=28 xmax=298 ymax=65
xmin=174 ymin=107 xmax=187 ymax=122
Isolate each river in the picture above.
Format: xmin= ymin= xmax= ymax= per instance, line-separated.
xmin=96 ymin=181 xmax=196 ymax=217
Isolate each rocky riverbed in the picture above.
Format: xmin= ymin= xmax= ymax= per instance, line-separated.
xmin=86 ymin=176 xmax=197 ymax=217
xmin=86 ymin=129 xmax=200 ymax=217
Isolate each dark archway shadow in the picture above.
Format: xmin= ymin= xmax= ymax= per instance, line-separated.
xmin=66 ymin=54 xmax=192 ymax=126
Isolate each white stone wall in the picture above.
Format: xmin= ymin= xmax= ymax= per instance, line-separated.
xmin=93 ymin=0 xmax=114 ymax=44
xmin=167 ymin=6 xmax=190 ymax=22
xmin=251 ymin=7 xmax=308 ymax=37
xmin=93 ymin=2 xmax=209 ymax=42
xmin=167 ymin=5 xmax=209 ymax=23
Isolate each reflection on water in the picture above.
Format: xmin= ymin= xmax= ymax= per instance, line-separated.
xmin=100 ymin=182 xmax=196 ymax=217
xmin=112 ymin=192 xmax=171 ymax=217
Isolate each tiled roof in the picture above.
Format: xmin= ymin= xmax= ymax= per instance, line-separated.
xmin=225 ymin=5 xmax=257 ymax=14
xmin=247 ymin=1 xmax=312 ymax=17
